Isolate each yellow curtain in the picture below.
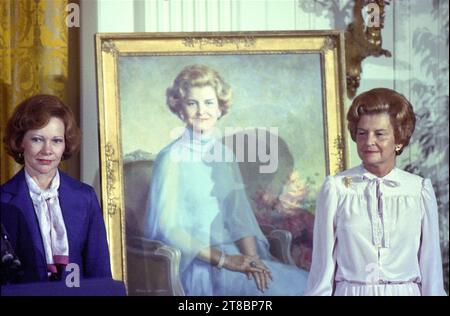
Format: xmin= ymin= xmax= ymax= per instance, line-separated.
xmin=0 ymin=0 xmax=69 ymax=184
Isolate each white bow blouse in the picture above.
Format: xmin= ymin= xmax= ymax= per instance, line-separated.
xmin=305 ymin=165 xmax=446 ymax=296
xmin=25 ymin=170 xmax=69 ymax=273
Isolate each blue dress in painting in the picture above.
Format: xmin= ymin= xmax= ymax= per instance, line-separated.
xmin=145 ymin=128 xmax=308 ymax=296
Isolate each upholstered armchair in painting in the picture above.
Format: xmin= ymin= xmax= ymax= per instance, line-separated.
xmin=123 ymin=159 xmax=297 ymax=296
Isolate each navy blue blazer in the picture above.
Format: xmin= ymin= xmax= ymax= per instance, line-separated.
xmin=1 ymin=169 xmax=112 ymax=283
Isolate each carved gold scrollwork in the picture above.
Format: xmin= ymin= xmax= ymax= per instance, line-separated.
xmin=105 ymin=143 xmax=120 ymax=216
xmin=334 ymin=135 xmax=346 ymax=172
xmin=322 ymin=36 xmax=337 ymax=51
xmin=182 ymin=36 xmax=256 ymax=49
xmin=345 ymin=0 xmax=392 ymax=99
xmin=102 ymin=40 xmax=119 ymax=57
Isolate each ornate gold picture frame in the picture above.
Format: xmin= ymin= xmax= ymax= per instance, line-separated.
xmin=95 ymin=31 xmax=348 ymax=290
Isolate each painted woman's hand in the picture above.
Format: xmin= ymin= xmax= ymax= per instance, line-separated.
xmin=246 ymin=259 xmax=273 ymax=292
xmin=223 ymin=254 xmax=270 ymax=275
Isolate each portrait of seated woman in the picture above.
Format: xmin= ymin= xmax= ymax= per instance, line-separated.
xmin=143 ymin=64 xmax=309 ymax=296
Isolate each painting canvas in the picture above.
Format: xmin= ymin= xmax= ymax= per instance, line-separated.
xmin=95 ymin=31 xmax=348 ymax=292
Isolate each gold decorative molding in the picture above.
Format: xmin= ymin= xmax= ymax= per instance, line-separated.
xmin=334 ymin=135 xmax=346 ymax=172
xmin=182 ymin=36 xmax=256 ymax=49
xmin=102 ymin=39 xmax=119 ymax=57
xmin=345 ymin=0 xmax=392 ymax=99
xmin=95 ymin=31 xmax=348 ymax=284
xmin=105 ymin=143 xmax=119 ymax=216
xmin=322 ymin=36 xmax=337 ymax=51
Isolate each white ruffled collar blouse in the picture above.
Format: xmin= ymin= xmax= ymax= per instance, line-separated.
xmin=305 ymin=165 xmax=446 ymax=296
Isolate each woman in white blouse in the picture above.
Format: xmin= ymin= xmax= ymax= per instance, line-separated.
xmin=305 ymin=88 xmax=446 ymax=296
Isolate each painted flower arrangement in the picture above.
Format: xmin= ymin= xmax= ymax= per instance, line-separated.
xmin=253 ymin=171 xmax=309 ymax=214
xmin=252 ymin=170 xmax=315 ymax=270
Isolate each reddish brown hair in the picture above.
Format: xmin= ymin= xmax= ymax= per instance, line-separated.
xmin=347 ymin=88 xmax=416 ymax=155
xmin=4 ymin=94 xmax=80 ymax=164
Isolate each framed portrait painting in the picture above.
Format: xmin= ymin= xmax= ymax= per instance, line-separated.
xmin=95 ymin=31 xmax=348 ymax=293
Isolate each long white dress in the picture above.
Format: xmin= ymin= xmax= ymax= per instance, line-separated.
xmin=305 ymin=165 xmax=447 ymax=296
xmin=145 ymin=128 xmax=308 ymax=296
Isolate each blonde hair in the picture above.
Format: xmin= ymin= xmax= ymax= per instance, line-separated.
xmin=166 ymin=64 xmax=232 ymax=119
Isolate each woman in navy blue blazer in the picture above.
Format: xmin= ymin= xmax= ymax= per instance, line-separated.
xmin=1 ymin=94 xmax=111 ymax=283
